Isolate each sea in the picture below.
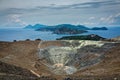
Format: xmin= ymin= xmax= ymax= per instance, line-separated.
xmin=0 ymin=27 xmax=120 ymax=42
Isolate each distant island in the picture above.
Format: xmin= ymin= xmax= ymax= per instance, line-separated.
xmin=24 ymin=24 xmax=108 ymax=35
xmin=24 ymin=24 xmax=47 ymax=30
xmin=91 ymin=27 xmax=108 ymax=30
xmin=57 ymin=34 xmax=106 ymax=40
xmin=49 ymin=24 xmax=88 ymax=34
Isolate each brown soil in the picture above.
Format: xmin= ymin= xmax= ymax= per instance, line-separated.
xmin=0 ymin=40 xmax=120 ymax=80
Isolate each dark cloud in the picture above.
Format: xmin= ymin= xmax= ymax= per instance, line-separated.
xmin=0 ymin=8 xmax=23 ymax=17
xmin=0 ymin=0 xmax=120 ymax=26
xmin=1 ymin=0 xmax=120 ymax=15
xmin=36 ymin=0 xmax=120 ymax=10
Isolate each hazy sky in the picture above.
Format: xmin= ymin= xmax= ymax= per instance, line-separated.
xmin=0 ymin=0 xmax=120 ymax=27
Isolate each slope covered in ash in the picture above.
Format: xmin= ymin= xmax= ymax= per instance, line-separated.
xmin=0 ymin=61 xmax=37 ymax=80
xmin=37 ymin=40 xmax=116 ymax=75
xmin=0 ymin=40 xmax=120 ymax=80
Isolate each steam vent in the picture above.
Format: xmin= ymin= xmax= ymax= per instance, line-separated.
xmin=37 ymin=40 xmax=115 ymax=75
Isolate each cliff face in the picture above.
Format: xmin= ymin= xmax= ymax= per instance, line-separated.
xmin=37 ymin=40 xmax=116 ymax=75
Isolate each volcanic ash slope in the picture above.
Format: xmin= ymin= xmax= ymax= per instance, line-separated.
xmin=37 ymin=40 xmax=116 ymax=75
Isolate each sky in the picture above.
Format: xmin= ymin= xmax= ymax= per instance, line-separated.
xmin=0 ymin=0 xmax=120 ymax=27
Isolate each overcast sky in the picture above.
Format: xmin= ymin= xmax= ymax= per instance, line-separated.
xmin=0 ymin=0 xmax=120 ymax=27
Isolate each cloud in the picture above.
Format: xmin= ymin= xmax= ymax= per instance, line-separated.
xmin=89 ymin=17 xmax=95 ymax=20
xmin=0 ymin=0 xmax=120 ymax=27
xmin=115 ymin=13 xmax=120 ymax=17
xmin=1 ymin=0 xmax=120 ymax=16
xmin=83 ymin=22 xmax=96 ymax=26
xmin=7 ymin=14 xmax=27 ymax=27
xmin=100 ymin=15 xmax=114 ymax=24
xmin=100 ymin=13 xmax=120 ymax=25
xmin=35 ymin=0 xmax=120 ymax=10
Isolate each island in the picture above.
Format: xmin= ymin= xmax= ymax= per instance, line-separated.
xmin=24 ymin=24 xmax=108 ymax=35
xmin=35 ymin=24 xmax=89 ymax=34
xmin=57 ymin=34 xmax=106 ymax=40
xmin=91 ymin=27 xmax=108 ymax=30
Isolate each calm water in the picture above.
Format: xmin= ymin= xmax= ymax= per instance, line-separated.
xmin=83 ymin=27 xmax=120 ymax=39
xmin=0 ymin=27 xmax=120 ymax=42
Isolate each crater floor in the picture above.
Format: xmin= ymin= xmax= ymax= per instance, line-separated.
xmin=37 ymin=40 xmax=116 ymax=75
